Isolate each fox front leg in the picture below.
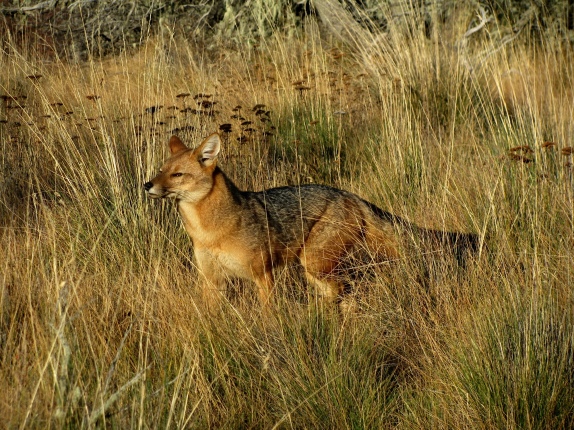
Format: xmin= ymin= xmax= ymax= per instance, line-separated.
xmin=194 ymin=248 xmax=227 ymax=311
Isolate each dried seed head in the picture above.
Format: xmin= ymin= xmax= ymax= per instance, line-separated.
xmin=219 ymin=123 xmax=232 ymax=132
xmin=507 ymin=152 xmax=534 ymax=163
xmin=509 ymin=145 xmax=533 ymax=153
xmin=145 ymin=105 xmax=163 ymax=114
xmin=294 ymin=85 xmax=311 ymax=92
xmin=198 ymin=100 xmax=216 ymax=109
xmin=237 ymin=135 xmax=251 ymax=143
xmin=542 ymin=141 xmax=556 ymax=149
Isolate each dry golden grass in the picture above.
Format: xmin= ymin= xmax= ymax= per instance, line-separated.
xmin=0 ymin=12 xmax=573 ymax=428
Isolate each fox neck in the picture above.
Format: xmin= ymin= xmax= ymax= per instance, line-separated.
xmin=177 ymin=167 xmax=242 ymax=244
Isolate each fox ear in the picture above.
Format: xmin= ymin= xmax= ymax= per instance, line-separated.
xmin=169 ymin=135 xmax=187 ymax=154
xmin=198 ymin=133 xmax=221 ymax=166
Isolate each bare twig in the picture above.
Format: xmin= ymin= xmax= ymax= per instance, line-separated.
xmin=455 ymin=5 xmax=492 ymax=50
xmin=102 ymin=321 xmax=134 ymax=396
xmin=53 ymin=282 xmax=72 ymax=421
xmin=0 ymin=0 xmax=57 ymax=14
xmin=457 ymin=4 xmax=538 ymax=73
xmin=87 ymin=367 xmax=148 ymax=426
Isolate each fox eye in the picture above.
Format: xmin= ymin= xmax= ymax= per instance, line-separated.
xmin=171 ymin=172 xmax=183 ymax=177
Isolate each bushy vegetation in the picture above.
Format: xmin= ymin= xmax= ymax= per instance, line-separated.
xmin=0 ymin=1 xmax=573 ymax=428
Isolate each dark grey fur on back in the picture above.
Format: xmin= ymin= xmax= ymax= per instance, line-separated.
xmin=220 ymin=170 xmax=478 ymax=265
xmin=242 ymin=184 xmax=357 ymax=248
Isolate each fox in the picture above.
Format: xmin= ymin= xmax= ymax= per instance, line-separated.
xmin=144 ymin=133 xmax=478 ymax=310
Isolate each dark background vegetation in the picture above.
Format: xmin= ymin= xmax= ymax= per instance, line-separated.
xmin=2 ymin=0 xmax=573 ymax=60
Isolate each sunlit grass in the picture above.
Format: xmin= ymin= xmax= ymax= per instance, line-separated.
xmin=0 ymin=7 xmax=573 ymax=428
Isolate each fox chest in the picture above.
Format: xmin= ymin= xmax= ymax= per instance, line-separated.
xmin=195 ymin=244 xmax=257 ymax=280
xmin=178 ymin=203 xmax=272 ymax=280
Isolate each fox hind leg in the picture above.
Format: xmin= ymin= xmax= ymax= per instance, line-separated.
xmin=299 ymin=212 xmax=364 ymax=306
xmin=253 ymin=270 xmax=274 ymax=310
xmin=300 ymin=245 xmax=349 ymax=309
xmin=303 ymin=265 xmax=358 ymax=316
xmin=304 ymin=271 xmax=343 ymax=301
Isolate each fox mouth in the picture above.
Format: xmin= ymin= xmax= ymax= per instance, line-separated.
xmin=145 ymin=188 xmax=176 ymax=199
xmin=146 ymin=192 xmax=163 ymax=199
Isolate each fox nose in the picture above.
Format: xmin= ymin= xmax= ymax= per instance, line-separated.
xmin=143 ymin=181 xmax=153 ymax=191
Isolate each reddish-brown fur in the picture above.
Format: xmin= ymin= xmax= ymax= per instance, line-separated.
xmin=144 ymin=133 xmax=477 ymax=310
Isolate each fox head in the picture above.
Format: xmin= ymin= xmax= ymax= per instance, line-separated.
xmin=144 ymin=133 xmax=221 ymax=202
